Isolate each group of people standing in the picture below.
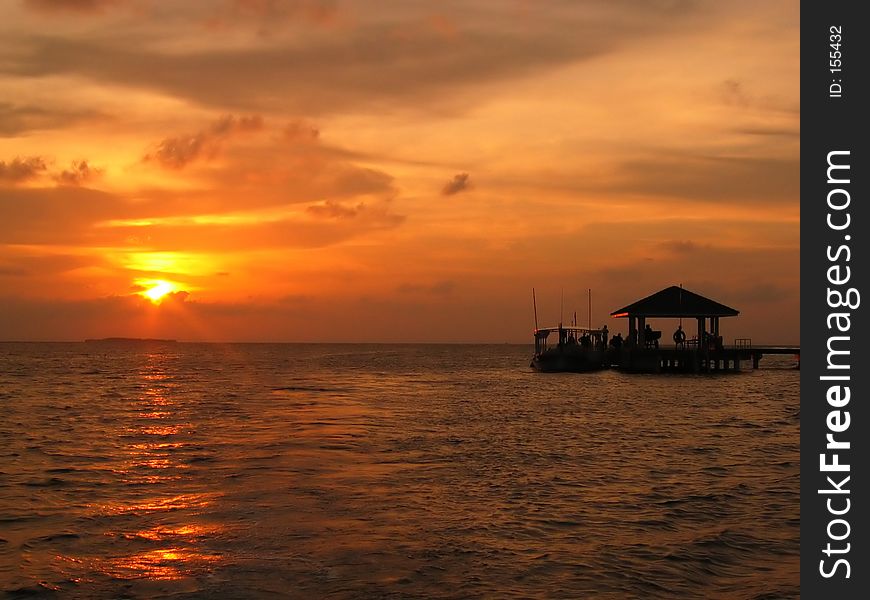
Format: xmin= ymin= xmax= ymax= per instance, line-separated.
xmin=604 ymin=324 xmax=690 ymax=349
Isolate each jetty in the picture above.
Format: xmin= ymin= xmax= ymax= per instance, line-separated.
xmin=607 ymin=286 xmax=799 ymax=373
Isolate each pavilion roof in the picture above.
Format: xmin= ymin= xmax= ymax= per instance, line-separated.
xmin=610 ymin=286 xmax=739 ymax=318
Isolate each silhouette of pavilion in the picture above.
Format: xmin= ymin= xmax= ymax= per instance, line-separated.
xmin=610 ymin=285 xmax=738 ymax=349
xmin=605 ymin=285 xmax=797 ymax=372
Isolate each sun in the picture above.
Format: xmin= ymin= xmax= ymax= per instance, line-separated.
xmin=139 ymin=280 xmax=177 ymax=304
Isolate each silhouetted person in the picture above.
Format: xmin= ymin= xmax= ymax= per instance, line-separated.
xmin=673 ymin=325 xmax=686 ymax=349
xmin=644 ymin=324 xmax=660 ymax=349
xmin=601 ymin=324 xmax=608 ymax=348
xmin=610 ymin=333 xmax=623 ymax=349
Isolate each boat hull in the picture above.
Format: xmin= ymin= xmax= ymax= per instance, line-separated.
xmin=530 ymin=348 xmax=605 ymax=373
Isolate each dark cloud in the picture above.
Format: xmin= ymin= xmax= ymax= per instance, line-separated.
xmin=3 ymin=3 xmax=699 ymax=114
xmin=144 ymin=114 xmax=264 ymax=169
xmin=54 ymin=160 xmax=103 ymax=186
xmin=442 ymin=172 xmax=471 ymax=196
xmin=306 ymin=200 xmax=361 ymax=219
xmin=0 ymin=156 xmax=48 ymax=183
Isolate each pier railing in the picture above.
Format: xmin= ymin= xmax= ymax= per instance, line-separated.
xmin=733 ymin=338 xmax=752 ymax=350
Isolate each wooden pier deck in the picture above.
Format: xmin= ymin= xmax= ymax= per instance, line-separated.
xmin=611 ymin=342 xmax=799 ymax=373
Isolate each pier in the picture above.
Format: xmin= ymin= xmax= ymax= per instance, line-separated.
xmin=611 ymin=342 xmax=800 ymax=373
xmin=608 ymin=286 xmax=799 ymax=373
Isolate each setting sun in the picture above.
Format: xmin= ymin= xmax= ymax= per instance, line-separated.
xmin=140 ymin=280 xmax=176 ymax=304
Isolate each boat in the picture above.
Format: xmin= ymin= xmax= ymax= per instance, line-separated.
xmin=529 ymin=287 xmax=607 ymax=372
xmin=530 ymin=325 xmax=608 ymax=372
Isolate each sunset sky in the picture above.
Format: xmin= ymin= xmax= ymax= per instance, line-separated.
xmin=0 ymin=0 xmax=799 ymax=343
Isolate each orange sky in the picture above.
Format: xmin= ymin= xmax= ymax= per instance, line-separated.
xmin=0 ymin=0 xmax=799 ymax=343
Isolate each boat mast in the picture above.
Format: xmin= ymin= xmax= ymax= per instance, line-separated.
xmin=588 ymin=288 xmax=592 ymax=330
xmin=532 ymin=288 xmax=539 ymax=331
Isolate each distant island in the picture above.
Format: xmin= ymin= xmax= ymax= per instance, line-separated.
xmin=84 ymin=337 xmax=178 ymax=343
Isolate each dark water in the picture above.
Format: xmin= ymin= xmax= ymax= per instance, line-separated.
xmin=0 ymin=343 xmax=799 ymax=599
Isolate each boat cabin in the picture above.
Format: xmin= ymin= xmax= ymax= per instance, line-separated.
xmin=534 ymin=325 xmax=608 ymax=356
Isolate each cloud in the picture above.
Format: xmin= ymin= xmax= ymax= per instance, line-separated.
xmin=306 ymin=200 xmax=361 ymax=219
xmin=0 ymin=182 xmax=405 ymax=251
xmin=0 ymin=253 xmax=95 ymax=277
xmin=54 ymin=160 xmax=103 ymax=186
xmin=0 ymin=156 xmax=48 ymax=184
xmin=282 ymin=120 xmax=320 ymax=142
xmin=0 ymin=103 xmax=105 ymax=137
xmin=206 ymin=0 xmax=341 ymax=30
xmin=0 ymin=186 xmax=123 ymax=244
xmin=306 ymin=199 xmax=404 ymax=226
xmin=23 ymin=0 xmax=120 ymax=13
xmin=3 ymin=2 xmax=701 ymax=114
xmin=442 ymin=172 xmax=471 ymax=196
xmin=610 ymin=155 xmax=799 ymax=204
xmin=144 ymin=114 xmax=264 ymax=169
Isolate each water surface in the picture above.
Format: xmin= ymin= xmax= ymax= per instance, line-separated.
xmin=0 ymin=343 xmax=799 ymax=598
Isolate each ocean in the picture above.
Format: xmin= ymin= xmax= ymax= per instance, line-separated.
xmin=0 ymin=342 xmax=799 ymax=599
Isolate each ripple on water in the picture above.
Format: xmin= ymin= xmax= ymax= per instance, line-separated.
xmin=0 ymin=343 xmax=799 ymax=598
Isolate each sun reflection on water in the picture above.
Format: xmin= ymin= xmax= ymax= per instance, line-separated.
xmin=93 ymin=493 xmax=215 ymax=516
xmin=102 ymin=547 xmax=222 ymax=580
xmin=89 ymin=351 xmax=224 ymax=583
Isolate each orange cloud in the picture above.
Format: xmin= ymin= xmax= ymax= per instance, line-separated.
xmin=0 ymin=156 xmax=47 ymax=184
xmin=54 ymin=160 xmax=103 ymax=186
xmin=144 ymin=115 xmax=264 ymax=169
